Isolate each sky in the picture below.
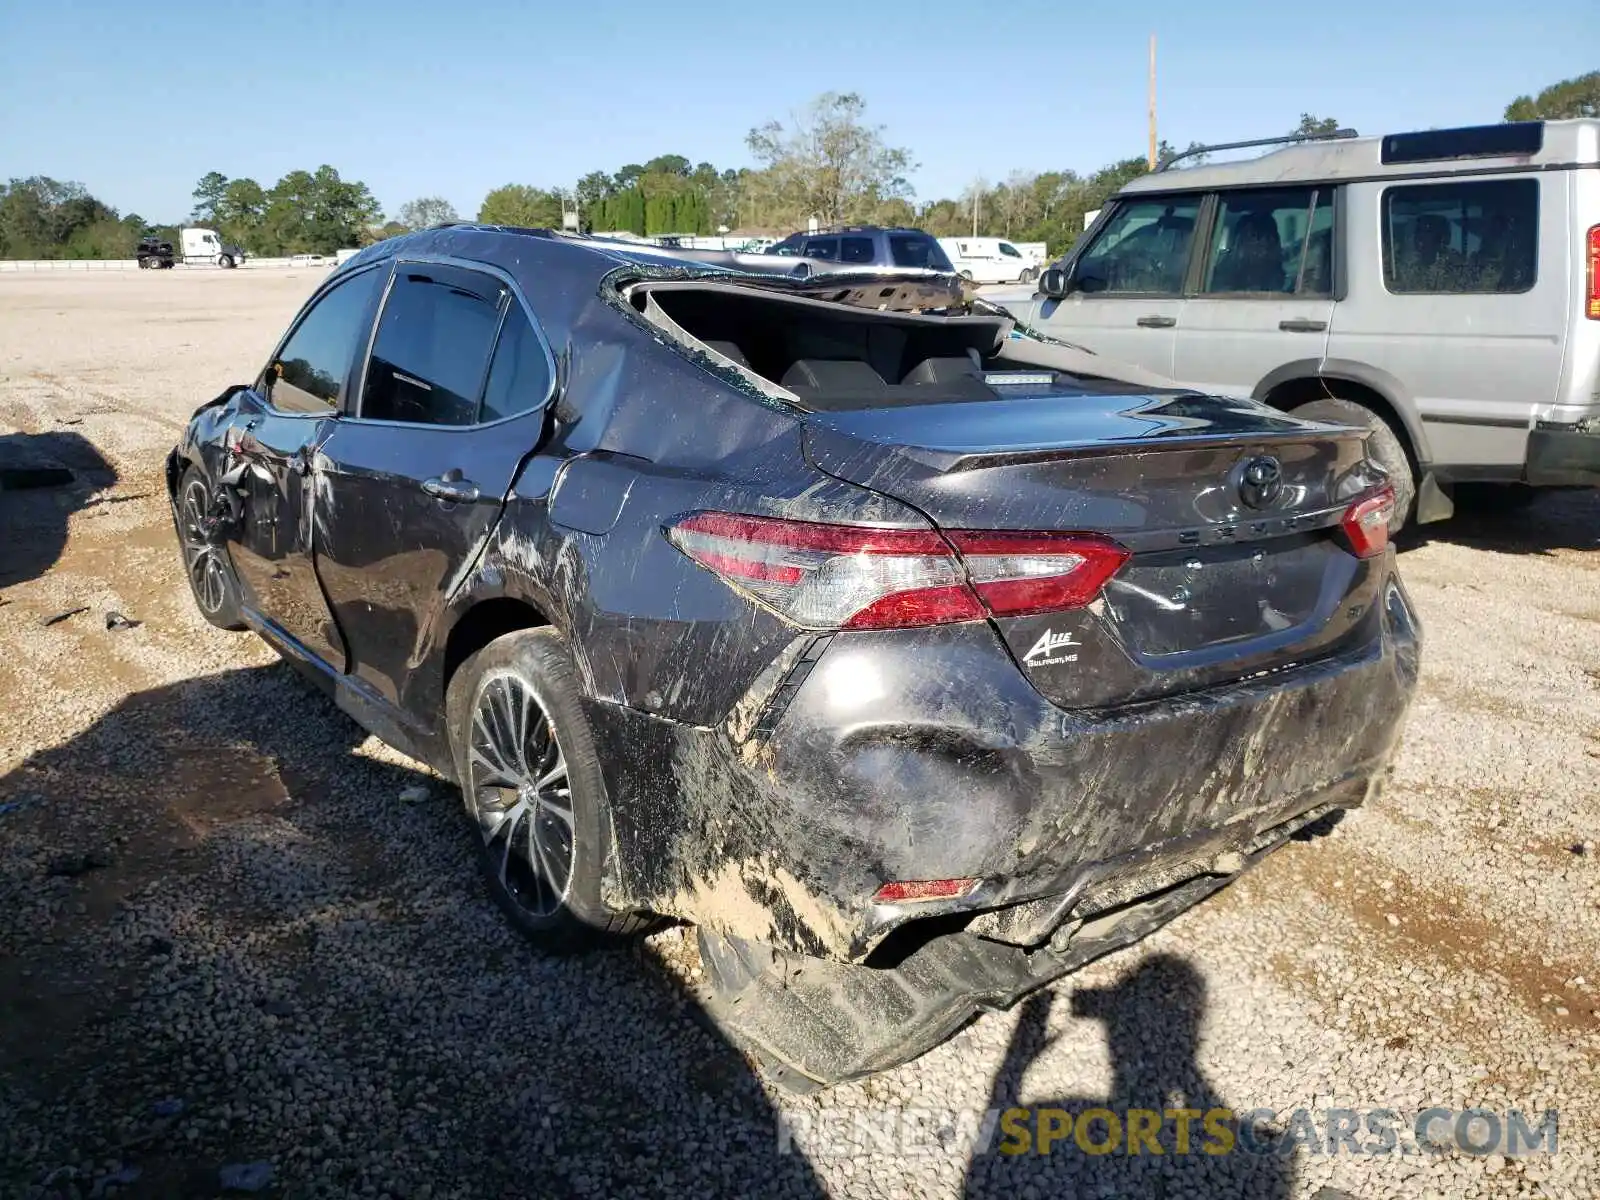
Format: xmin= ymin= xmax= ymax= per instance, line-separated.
xmin=1 ymin=0 xmax=1593 ymax=224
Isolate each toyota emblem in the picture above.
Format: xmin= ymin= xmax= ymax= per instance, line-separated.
xmin=1237 ymin=455 xmax=1283 ymax=509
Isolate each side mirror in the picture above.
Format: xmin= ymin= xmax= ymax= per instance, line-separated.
xmin=1038 ymin=266 xmax=1074 ymax=299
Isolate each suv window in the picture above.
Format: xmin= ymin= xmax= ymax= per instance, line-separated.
xmin=767 ymin=235 xmax=805 ymax=256
xmin=805 ymin=237 xmax=839 ymax=260
xmin=479 ymin=303 xmax=553 ymax=423
xmin=889 ymin=234 xmax=950 ymax=270
xmin=1075 ymin=197 xmax=1201 ymax=294
xmin=264 ymin=266 xmax=384 ymax=413
xmin=362 ymin=265 xmax=505 ymax=426
xmin=840 ymin=236 xmax=875 ymax=264
xmin=1202 ymin=187 xmax=1332 ymax=296
xmin=1382 ymin=179 xmax=1538 ymax=294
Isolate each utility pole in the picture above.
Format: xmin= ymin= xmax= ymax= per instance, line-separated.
xmin=1147 ymin=33 xmax=1158 ymax=171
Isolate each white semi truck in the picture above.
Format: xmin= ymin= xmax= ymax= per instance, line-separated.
xmin=136 ymin=228 xmax=246 ymax=269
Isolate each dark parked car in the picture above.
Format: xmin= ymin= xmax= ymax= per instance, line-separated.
xmin=765 ymin=224 xmax=954 ymax=272
xmin=167 ymin=226 xmax=1419 ymax=1088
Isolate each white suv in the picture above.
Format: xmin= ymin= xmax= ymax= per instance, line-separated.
xmin=1011 ymin=119 xmax=1600 ymax=528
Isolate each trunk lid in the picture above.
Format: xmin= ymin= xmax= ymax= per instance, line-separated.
xmin=802 ymin=389 xmax=1388 ymax=706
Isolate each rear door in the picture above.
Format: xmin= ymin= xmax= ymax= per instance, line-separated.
xmin=227 ymin=262 xmax=387 ymax=668
xmin=1172 ymin=186 xmax=1336 ymax=397
xmin=1326 ymin=175 xmax=1563 ymax=472
xmin=1027 ymin=194 xmax=1203 ymax=377
xmin=313 ymin=260 xmax=558 ymax=708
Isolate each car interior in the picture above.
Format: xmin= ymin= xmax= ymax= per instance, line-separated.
xmin=634 ymin=282 xmax=1159 ymax=409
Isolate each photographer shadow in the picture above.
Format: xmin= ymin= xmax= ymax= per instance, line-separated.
xmin=0 ymin=429 xmax=119 ymax=589
xmin=0 ymin=662 xmax=830 ymax=1198
xmin=963 ymin=954 xmax=1294 ymax=1198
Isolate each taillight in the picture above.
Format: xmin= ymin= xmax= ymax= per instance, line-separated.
xmin=1341 ymin=484 xmax=1396 ymax=558
xmin=873 ymin=878 xmax=979 ymax=904
xmin=1587 ymin=225 xmax=1600 ymax=320
xmin=665 ymin=512 xmax=1128 ymax=630
xmin=946 ymin=530 xmax=1130 ymax=616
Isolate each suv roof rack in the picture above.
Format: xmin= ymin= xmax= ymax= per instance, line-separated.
xmin=803 ymin=224 xmax=924 ymax=235
xmin=1157 ymin=127 xmax=1359 ymax=171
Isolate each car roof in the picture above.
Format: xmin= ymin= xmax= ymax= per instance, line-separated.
xmin=1122 ymin=118 xmax=1600 ymax=197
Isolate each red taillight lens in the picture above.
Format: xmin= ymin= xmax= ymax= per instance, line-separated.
xmin=1341 ymin=484 xmax=1396 ymax=558
xmin=946 ymin=530 xmax=1131 ymax=616
xmin=665 ymin=512 xmax=1128 ymax=630
xmin=1586 ymin=225 xmax=1600 ymax=321
xmin=873 ymin=878 xmax=979 ymax=903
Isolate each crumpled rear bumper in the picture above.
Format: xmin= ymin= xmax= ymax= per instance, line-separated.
xmin=695 ymin=801 xmax=1349 ymax=1090
xmin=588 ymin=564 xmax=1420 ymax=967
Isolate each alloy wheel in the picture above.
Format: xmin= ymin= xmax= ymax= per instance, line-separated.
xmin=180 ymin=478 xmax=229 ymax=615
xmin=467 ymin=671 xmax=575 ymax=918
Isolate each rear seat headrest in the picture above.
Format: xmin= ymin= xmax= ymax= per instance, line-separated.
xmin=902 ymin=356 xmax=981 ymax=386
xmin=703 ymin=340 xmax=750 ymax=368
xmin=780 ymin=359 xmax=887 ymax=393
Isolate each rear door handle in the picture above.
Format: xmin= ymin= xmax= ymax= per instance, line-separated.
xmin=422 ymin=476 xmax=480 ymax=503
xmin=1136 ymin=315 xmax=1177 ymax=328
xmin=1279 ymin=318 xmax=1328 ymax=333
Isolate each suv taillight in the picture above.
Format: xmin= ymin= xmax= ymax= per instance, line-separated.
xmin=1587 ymin=225 xmax=1600 ymax=321
xmin=665 ymin=512 xmax=1128 ymax=630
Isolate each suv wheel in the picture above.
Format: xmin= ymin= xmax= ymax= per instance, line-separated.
xmin=174 ymin=467 xmax=246 ymax=630
xmin=1289 ymin=397 xmax=1415 ymax=534
xmin=445 ymin=628 xmax=650 ymax=953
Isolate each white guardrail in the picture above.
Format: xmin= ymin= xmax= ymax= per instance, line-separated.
xmin=0 ymin=256 xmax=333 ymax=273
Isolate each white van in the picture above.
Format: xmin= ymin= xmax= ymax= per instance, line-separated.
xmin=938 ymin=237 xmax=1041 ymax=284
xmin=1014 ymin=119 xmax=1600 ymax=528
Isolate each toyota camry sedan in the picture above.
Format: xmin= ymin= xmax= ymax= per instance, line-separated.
xmin=167 ymin=226 xmax=1419 ymax=1088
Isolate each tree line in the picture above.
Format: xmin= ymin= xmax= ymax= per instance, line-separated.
xmin=4 ymin=71 xmax=1593 ymax=261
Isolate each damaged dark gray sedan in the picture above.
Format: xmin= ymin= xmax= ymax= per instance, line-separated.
xmin=166 ymin=226 xmax=1420 ymax=1089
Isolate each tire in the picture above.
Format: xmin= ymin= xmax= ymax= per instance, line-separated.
xmin=173 ymin=466 xmax=246 ymax=630
xmin=1020 ymin=267 xmax=1037 ymax=284
xmin=959 ymin=269 xmax=975 ymax=282
xmin=137 ymin=257 xmax=149 ymax=269
xmin=1290 ymin=396 xmax=1415 ymax=534
xmin=445 ymin=627 xmax=650 ymax=952
xmin=218 ymin=254 xmax=235 ymax=269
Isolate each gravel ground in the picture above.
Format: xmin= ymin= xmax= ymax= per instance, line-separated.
xmin=0 ymin=270 xmax=1596 ymax=1200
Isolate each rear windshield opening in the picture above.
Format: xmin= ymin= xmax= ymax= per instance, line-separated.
xmin=635 ymin=282 xmax=1148 ymax=410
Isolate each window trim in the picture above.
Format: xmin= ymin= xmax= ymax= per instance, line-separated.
xmin=1191 ymin=185 xmax=1337 ymax=300
xmin=347 ymin=254 xmax=560 ymax=431
xmin=839 ymin=235 xmax=877 ymax=265
xmin=1378 ymin=177 xmax=1540 ymax=298
xmin=1068 ymin=193 xmax=1207 ymax=299
xmin=256 ymin=261 xmax=389 ymax=418
xmin=1067 ymin=188 xmax=1348 ymax=302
